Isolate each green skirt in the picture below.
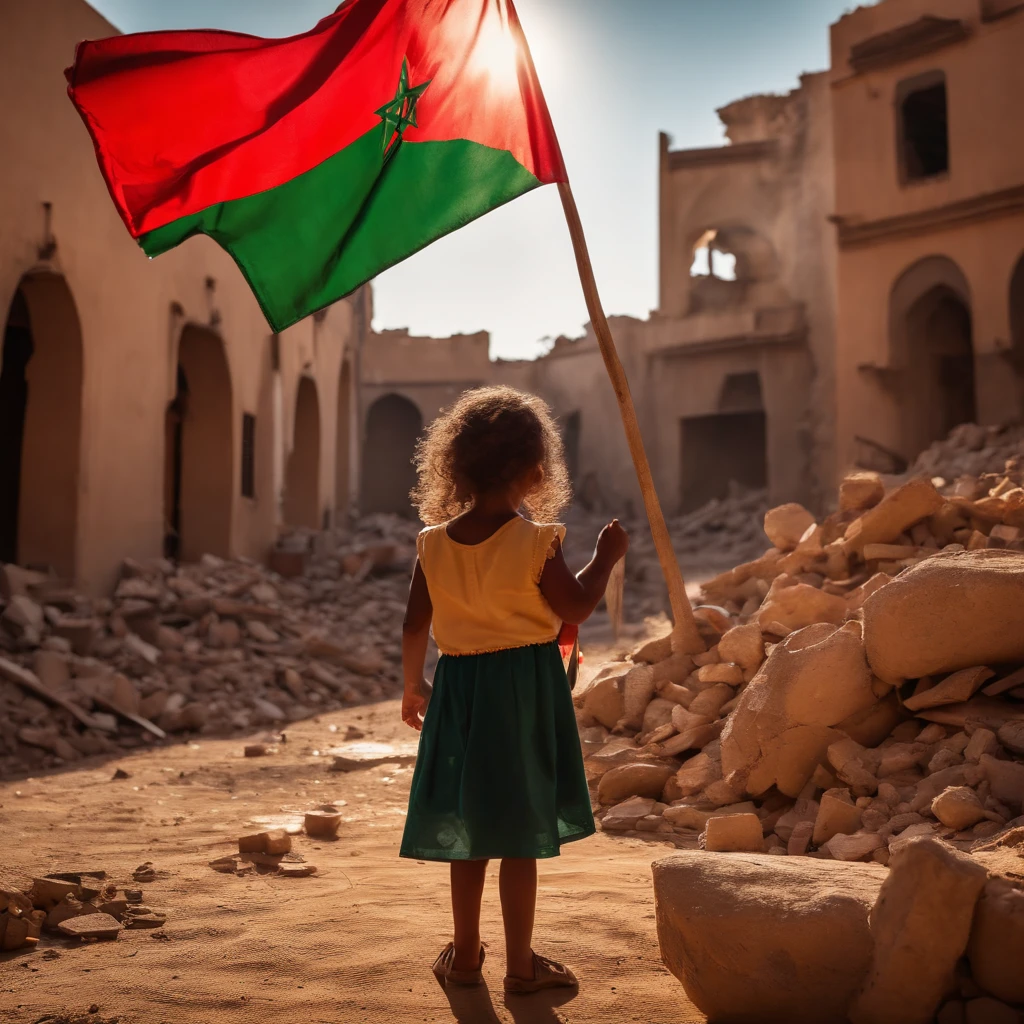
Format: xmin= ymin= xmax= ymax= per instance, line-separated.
xmin=400 ymin=641 xmax=595 ymax=861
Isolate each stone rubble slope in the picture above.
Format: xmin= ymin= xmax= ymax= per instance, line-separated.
xmin=0 ymin=516 xmax=418 ymax=778
xmin=576 ymin=458 xmax=1024 ymax=861
xmin=581 ymin=427 xmax=1024 ymax=1023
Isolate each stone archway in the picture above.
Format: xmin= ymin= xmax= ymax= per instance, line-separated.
xmin=890 ymin=257 xmax=975 ymax=461
xmin=1010 ymin=254 xmax=1024 ymax=417
xmin=335 ymin=360 xmax=353 ymax=523
xmin=165 ymin=325 xmax=233 ymax=562
xmin=361 ymin=394 xmax=422 ymax=517
xmin=284 ymin=376 xmax=321 ymax=530
xmin=0 ymin=273 xmax=83 ymax=577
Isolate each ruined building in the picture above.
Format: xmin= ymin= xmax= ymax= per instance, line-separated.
xmin=0 ymin=0 xmax=367 ymax=593
xmin=365 ymin=0 xmax=1024 ymax=518
xmin=830 ymin=0 xmax=1024 ymax=474
xmin=5 ymin=0 xmax=1024 ymax=596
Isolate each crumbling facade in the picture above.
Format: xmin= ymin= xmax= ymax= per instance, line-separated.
xmin=508 ymin=73 xmax=839 ymax=517
xmin=0 ymin=0 xmax=368 ymax=593
xmin=830 ymin=0 xmax=1024 ymax=476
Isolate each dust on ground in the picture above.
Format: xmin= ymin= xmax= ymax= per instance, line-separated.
xmin=0 ymin=672 xmax=704 ymax=1024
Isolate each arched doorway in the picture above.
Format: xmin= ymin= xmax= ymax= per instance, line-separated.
xmin=335 ymin=361 xmax=352 ymax=523
xmin=1010 ymin=254 xmax=1024 ymax=417
xmin=361 ymin=394 xmax=422 ymax=517
xmin=0 ymin=274 xmax=83 ymax=577
xmin=284 ymin=376 xmax=321 ymax=529
xmin=165 ymin=326 xmax=233 ymax=562
xmin=890 ymin=257 xmax=975 ymax=460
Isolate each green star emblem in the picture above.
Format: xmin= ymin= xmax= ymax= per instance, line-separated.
xmin=376 ymin=58 xmax=431 ymax=160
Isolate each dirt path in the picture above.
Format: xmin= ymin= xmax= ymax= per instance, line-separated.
xmin=0 ymin=695 xmax=704 ymax=1024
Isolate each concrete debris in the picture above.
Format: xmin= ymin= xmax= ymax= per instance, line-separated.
xmin=580 ymin=456 xmax=1024 ymax=860
xmin=304 ymin=806 xmax=343 ymax=839
xmin=590 ymin=429 xmax=1024 ymax=1022
xmin=0 ymin=872 xmax=164 ymax=951
xmin=0 ymin=516 xmax=416 ymax=777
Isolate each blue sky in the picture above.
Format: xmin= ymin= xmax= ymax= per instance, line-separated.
xmin=88 ymin=0 xmax=860 ymax=359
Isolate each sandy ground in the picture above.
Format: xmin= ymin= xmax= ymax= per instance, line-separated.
xmin=0 ymin=656 xmax=705 ymax=1024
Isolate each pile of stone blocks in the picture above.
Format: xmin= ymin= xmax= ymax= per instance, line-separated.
xmin=1 ymin=870 xmax=165 ymax=951
xmin=0 ymin=516 xmax=418 ymax=777
xmin=576 ymin=463 xmax=1024 ymax=863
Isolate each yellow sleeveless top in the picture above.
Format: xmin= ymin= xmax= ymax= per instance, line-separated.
xmin=417 ymin=517 xmax=566 ymax=656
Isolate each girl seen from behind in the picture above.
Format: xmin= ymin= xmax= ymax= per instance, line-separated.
xmin=399 ymin=386 xmax=628 ymax=994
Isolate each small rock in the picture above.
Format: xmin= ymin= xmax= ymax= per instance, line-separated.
xmin=701 ymin=813 xmax=763 ymax=853
xmin=931 ymin=786 xmax=988 ymax=830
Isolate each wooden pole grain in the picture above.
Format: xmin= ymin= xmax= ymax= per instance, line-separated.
xmin=558 ymin=182 xmax=703 ymax=654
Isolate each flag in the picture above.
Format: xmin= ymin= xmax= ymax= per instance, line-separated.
xmin=66 ymin=0 xmax=565 ymax=331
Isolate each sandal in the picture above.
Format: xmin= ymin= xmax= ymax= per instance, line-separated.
xmin=431 ymin=941 xmax=486 ymax=988
xmin=503 ymin=952 xmax=578 ymax=994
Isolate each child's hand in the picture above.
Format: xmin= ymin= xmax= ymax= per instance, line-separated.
xmin=596 ymin=519 xmax=629 ymax=564
xmin=402 ymin=687 xmax=426 ymax=731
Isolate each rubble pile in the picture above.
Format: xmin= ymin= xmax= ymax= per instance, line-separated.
xmin=575 ymin=459 xmax=1024 ymax=1020
xmin=1 ymin=869 xmax=165 ymax=951
xmin=910 ymin=422 xmax=1024 ymax=486
xmin=0 ymin=517 xmax=418 ymax=778
xmin=575 ymin=464 xmax=1024 ymax=859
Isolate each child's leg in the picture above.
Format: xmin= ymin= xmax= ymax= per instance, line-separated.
xmin=498 ymin=858 xmax=537 ymax=980
xmin=450 ymin=860 xmax=488 ymax=971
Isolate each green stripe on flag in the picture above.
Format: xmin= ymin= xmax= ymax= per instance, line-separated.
xmin=141 ymin=129 xmax=542 ymax=331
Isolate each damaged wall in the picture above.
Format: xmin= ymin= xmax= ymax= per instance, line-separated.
xmin=831 ymin=0 xmax=1024 ymax=476
xmin=0 ymin=0 xmax=365 ymax=592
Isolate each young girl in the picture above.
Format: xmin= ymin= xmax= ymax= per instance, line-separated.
xmin=399 ymin=386 xmax=629 ymax=994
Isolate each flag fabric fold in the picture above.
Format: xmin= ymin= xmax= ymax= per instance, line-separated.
xmin=67 ymin=0 xmax=565 ymax=331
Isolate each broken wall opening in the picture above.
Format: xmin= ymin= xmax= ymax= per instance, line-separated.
xmin=284 ymin=376 xmax=321 ymax=530
xmin=688 ymin=227 xmax=779 ymax=314
xmin=166 ymin=325 xmax=233 ymax=563
xmin=1011 ymin=254 xmax=1024 ymax=418
xmin=679 ymin=372 xmax=767 ymax=513
xmin=0 ymin=274 xmax=83 ymax=577
xmin=335 ymin=361 xmax=352 ymax=523
xmin=361 ymin=393 xmax=422 ymax=517
xmin=890 ymin=257 xmax=975 ymax=460
xmin=898 ymin=72 xmax=949 ymax=183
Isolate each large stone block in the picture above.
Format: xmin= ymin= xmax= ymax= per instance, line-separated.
xmin=573 ymin=661 xmax=629 ymax=729
xmin=764 ymin=504 xmax=816 ymax=552
xmin=653 ymin=852 xmax=885 ymax=1023
xmin=597 ymin=763 xmax=675 ymax=806
xmin=967 ymin=878 xmax=1024 ymax=1006
xmin=849 ymin=837 xmax=989 ymax=1024
xmin=721 ymin=621 xmax=877 ymax=797
xmin=757 ymin=583 xmax=848 ymax=634
xmin=863 ymin=550 xmax=1024 ymax=682
xmin=842 ymin=477 xmax=944 ymax=556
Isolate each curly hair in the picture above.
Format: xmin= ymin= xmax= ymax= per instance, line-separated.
xmin=411 ymin=386 xmax=573 ymax=525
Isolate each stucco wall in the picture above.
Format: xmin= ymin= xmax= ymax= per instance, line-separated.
xmin=0 ymin=0 xmax=362 ymax=591
xmin=831 ymin=0 xmax=1024 ymax=474
xmin=831 ymin=1 xmax=1024 ymax=224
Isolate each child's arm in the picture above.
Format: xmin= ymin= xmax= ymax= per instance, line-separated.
xmin=401 ymin=559 xmax=433 ymax=731
xmin=540 ymin=520 xmax=629 ymax=626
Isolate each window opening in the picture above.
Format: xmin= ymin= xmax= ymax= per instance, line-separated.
xmin=241 ymin=413 xmax=256 ymax=499
xmin=899 ymin=75 xmax=949 ymax=182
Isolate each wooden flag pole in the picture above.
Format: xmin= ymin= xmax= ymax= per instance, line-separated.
xmin=558 ymin=182 xmax=704 ymax=655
